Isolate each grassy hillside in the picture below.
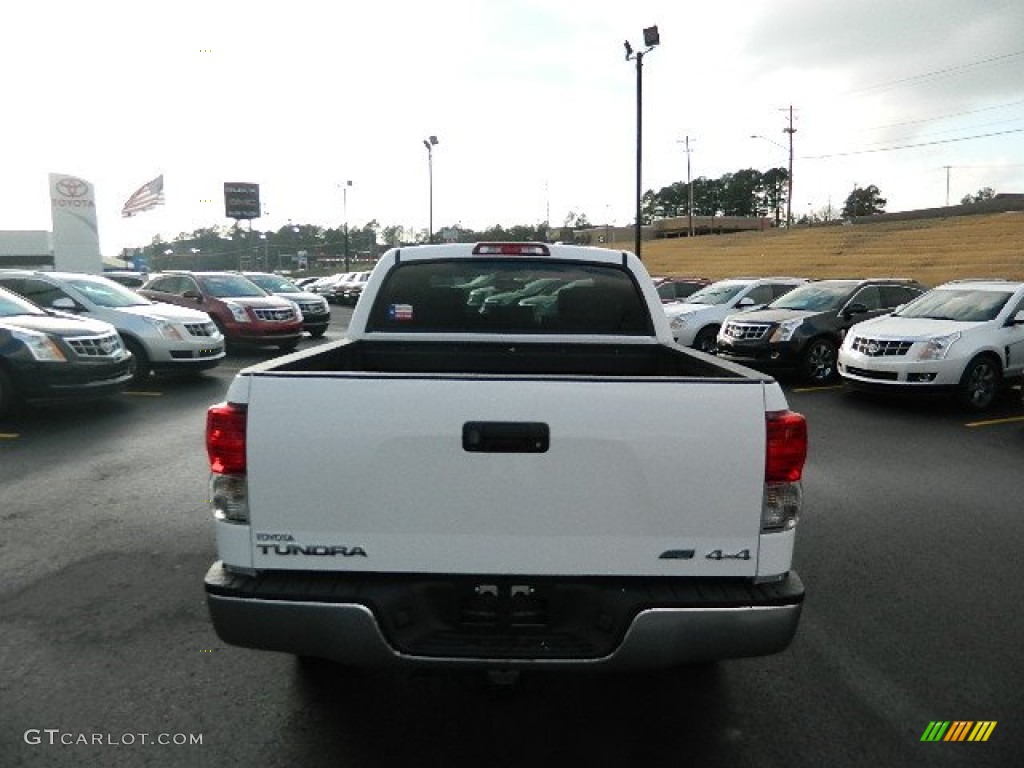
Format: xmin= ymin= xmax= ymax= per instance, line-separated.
xmin=605 ymin=211 xmax=1024 ymax=286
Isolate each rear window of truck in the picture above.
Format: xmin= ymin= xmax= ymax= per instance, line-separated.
xmin=366 ymin=259 xmax=653 ymax=335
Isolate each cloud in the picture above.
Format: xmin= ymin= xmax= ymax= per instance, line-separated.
xmin=744 ymin=0 xmax=1024 ymax=112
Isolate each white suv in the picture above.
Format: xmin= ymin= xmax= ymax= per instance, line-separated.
xmin=664 ymin=277 xmax=807 ymax=352
xmin=838 ymin=279 xmax=1024 ymax=410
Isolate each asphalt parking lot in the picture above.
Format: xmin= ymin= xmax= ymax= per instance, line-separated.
xmin=1 ymin=308 xmax=1021 ymax=767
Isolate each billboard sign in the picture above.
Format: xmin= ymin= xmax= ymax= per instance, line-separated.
xmin=224 ymin=182 xmax=261 ymax=220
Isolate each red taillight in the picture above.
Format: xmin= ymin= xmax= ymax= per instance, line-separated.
xmin=206 ymin=402 xmax=247 ymax=474
xmin=472 ymin=242 xmax=550 ymax=256
xmin=765 ymin=410 xmax=807 ymax=482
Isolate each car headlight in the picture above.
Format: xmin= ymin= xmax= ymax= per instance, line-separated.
xmin=12 ymin=328 xmax=67 ymax=362
xmin=916 ymin=332 xmax=961 ymax=361
xmin=224 ymin=302 xmax=250 ymax=323
xmin=141 ymin=316 xmax=184 ymax=341
xmin=769 ymin=318 xmax=804 ymax=343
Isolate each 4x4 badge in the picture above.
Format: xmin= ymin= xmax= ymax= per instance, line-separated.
xmin=706 ymin=549 xmax=751 ymax=561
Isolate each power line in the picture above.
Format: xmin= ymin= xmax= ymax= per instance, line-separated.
xmin=861 ymin=98 xmax=1024 ymax=132
xmin=801 ymin=126 xmax=1024 ymax=160
xmin=842 ymin=49 xmax=1024 ymax=97
xmin=858 ymin=115 xmax=1024 ymax=149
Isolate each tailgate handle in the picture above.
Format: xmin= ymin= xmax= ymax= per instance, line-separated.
xmin=463 ymin=422 xmax=549 ymax=453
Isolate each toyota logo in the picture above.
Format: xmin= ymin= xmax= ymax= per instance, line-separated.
xmin=867 ymin=342 xmax=880 ymax=355
xmin=56 ymin=177 xmax=89 ymax=198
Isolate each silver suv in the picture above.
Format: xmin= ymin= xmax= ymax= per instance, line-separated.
xmin=664 ymin=277 xmax=807 ymax=352
xmin=0 ymin=271 xmax=225 ymax=382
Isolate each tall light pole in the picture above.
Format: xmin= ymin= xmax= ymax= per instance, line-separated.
xmin=624 ymin=25 xmax=659 ymax=260
xmin=341 ymin=180 xmax=353 ymax=271
xmin=423 ymin=135 xmax=438 ymax=243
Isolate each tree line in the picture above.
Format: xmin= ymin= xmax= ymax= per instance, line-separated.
xmin=137 ymin=220 xmax=553 ymax=272
xmin=132 ymin=180 xmax=999 ymax=270
xmin=642 ymin=167 xmax=791 ymax=223
xmin=641 ymin=168 xmax=889 ymax=224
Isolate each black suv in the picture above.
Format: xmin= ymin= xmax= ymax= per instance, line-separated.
xmin=715 ymin=278 xmax=927 ymax=383
xmin=0 ymin=286 xmax=133 ymax=416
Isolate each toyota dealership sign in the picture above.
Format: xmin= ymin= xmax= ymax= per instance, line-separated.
xmin=49 ymin=173 xmax=101 ymax=273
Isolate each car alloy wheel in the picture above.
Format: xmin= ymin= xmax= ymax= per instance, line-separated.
xmin=123 ymin=337 xmax=150 ymax=383
xmin=694 ymin=327 xmax=719 ymax=354
xmin=958 ymin=356 xmax=999 ymax=411
xmin=802 ymin=339 xmax=837 ymax=383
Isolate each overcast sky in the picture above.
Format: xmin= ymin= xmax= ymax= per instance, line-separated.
xmin=2 ymin=0 xmax=1022 ymax=255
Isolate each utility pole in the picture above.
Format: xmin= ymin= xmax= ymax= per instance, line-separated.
xmin=944 ymin=165 xmax=952 ymax=206
xmin=677 ymin=135 xmax=695 ymax=237
xmin=783 ymin=105 xmax=796 ymax=228
xmin=545 ymin=180 xmax=550 ymax=230
xmin=341 ymin=180 xmax=352 ymax=271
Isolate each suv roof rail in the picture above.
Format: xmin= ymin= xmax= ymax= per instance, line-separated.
xmin=945 ymin=277 xmax=1014 ymax=284
xmin=729 ymin=276 xmax=807 ymax=281
xmin=808 ymin=277 xmax=919 ymax=283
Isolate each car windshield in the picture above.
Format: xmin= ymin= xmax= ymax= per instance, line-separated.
xmin=684 ymin=282 xmax=746 ymax=306
xmin=247 ymin=274 xmax=299 ymax=293
xmin=199 ymin=274 xmax=267 ymax=298
xmin=63 ymin=276 xmax=152 ymax=308
xmin=0 ymin=288 xmax=46 ymax=317
xmin=769 ymin=282 xmax=855 ymax=312
xmin=894 ymin=289 xmax=1012 ymax=322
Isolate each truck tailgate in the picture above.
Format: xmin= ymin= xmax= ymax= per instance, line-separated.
xmin=245 ymin=373 xmax=768 ymax=577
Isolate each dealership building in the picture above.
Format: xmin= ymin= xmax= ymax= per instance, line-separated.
xmin=0 ymin=230 xmax=54 ymax=268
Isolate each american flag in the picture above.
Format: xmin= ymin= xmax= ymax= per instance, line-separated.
xmin=389 ymin=304 xmax=414 ymax=321
xmin=121 ymin=174 xmax=165 ymax=217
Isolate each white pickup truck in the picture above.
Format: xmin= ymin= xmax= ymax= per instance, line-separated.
xmin=204 ymin=242 xmax=808 ymax=670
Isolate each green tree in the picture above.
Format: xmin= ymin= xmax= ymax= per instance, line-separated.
xmin=842 ymin=185 xmax=887 ymax=217
xmin=650 ymin=181 xmax=688 ymax=219
xmin=563 ymin=211 xmax=591 ymax=228
xmin=760 ymin=167 xmax=789 ymax=224
xmin=719 ymin=169 xmax=762 ymax=217
xmin=690 ymin=177 xmax=722 ymax=216
xmin=640 ymin=190 xmax=659 ymax=223
xmin=960 ymin=187 xmax=995 ymax=205
xmin=380 ymin=225 xmax=407 ymax=246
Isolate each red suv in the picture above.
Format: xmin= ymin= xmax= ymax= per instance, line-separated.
xmin=140 ymin=271 xmax=303 ymax=350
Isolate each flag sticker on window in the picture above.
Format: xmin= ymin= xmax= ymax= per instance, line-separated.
xmin=389 ymin=304 xmax=414 ymax=321
xmin=920 ymin=721 xmax=997 ymax=742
